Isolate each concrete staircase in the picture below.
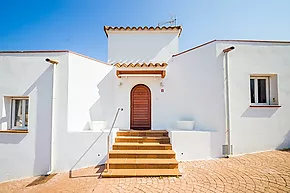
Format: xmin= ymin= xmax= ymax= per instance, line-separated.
xmin=102 ymin=130 xmax=181 ymax=177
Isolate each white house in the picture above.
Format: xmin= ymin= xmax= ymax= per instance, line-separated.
xmin=0 ymin=26 xmax=290 ymax=181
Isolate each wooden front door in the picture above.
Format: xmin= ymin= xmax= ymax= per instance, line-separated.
xmin=130 ymin=84 xmax=151 ymax=130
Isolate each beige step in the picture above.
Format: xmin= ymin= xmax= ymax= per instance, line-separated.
xmin=102 ymin=168 xmax=181 ymax=178
xmin=117 ymin=130 xmax=168 ymax=137
xmin=115 ymin=136 xmax=170 ymax=143
xmin=109 ymin=150 xmax=175 ymax=159
xmin=113 ymin=142 xmax=172 ymax=150
xmin=107 ymin=158 xmax=178 ymax=169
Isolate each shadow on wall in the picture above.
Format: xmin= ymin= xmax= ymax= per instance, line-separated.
xmin=89 ymin=69 xmax=116 ymax=128
xmin=151 ymin=37 xmax=178 ymax=62
xmin=0 ymin=134 xmax=27 ymax=144
xmin=0 ymin=97 xmax=11 ymax=129
xmin=22 ymin=65 xmax=53 ymax=176
xmin=241 ymin=107 xmax=279 ymax=118
xmin=277 ymin=130 xmax=290 ymax=150
xmin=69 ymin=131 xmax=105 ymax=178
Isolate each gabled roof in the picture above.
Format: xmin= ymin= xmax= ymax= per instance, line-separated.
xmin=104 ymin=26 xmax=182 ymax=37
xmin=173 ymin=39 xmax=290 ymax=57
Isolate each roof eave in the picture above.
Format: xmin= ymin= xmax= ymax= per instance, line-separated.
xmin=104 ymin=26 xmax=182 ymax=38
xmin=173 ymin=39 xmax=290 ymax=57
xmin=0 ymin=50 xmax=109 ymax=65
xmin=0 ymin=50 xmax=70 ymax=54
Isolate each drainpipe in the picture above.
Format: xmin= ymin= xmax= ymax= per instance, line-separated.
xmin=45 ymin=58 xmax=59 ymax=175
xmin=222 ymin=46 xmax=235 ymax=158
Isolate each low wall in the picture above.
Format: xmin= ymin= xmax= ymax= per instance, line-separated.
xmin=168 ymin=130 xmax=222 ymax=161
xmin=54 ymin=129 xmax=118 ymax=173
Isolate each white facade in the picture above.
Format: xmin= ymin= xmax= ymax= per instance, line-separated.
xmin=52 ymin=52 xmax=113 ymax=173
xmin=107 ymin=31 xmax=179 ymax=63
xmin=0 ymin=52 xmax=114 ymax=182
xmin=0 ymin=53 xmax=57 ymax=182
xmin=1 ymin=27 xmax=290 ymax=183
xmin=216 ymin=41 xmax=290 ymax=154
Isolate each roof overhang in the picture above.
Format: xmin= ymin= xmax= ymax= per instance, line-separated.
xmin=114 ymin=62 xmax=167 ymax=69
xmin=104 ymin=26 xmax=182 ymax=37
xmin=173 ymin=39 xmax=290 ymax=57
xmin=116 ymin=70 xmax=166 ymax=78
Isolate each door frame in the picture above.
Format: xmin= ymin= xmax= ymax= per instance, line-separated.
xmin=130 ymin=84 xmax=151 ymax=130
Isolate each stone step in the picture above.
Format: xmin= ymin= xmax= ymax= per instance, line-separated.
xmin=102 ymin=168 xmax=181 ymax=178
xmin=107 ymin=158 xmax=178 ymax=169
xmin=102 ymin=129 xmax=181 ymax=178
xmin=113 ymin=142 xmax=172 ymax=150
xmin=109 ymin=150 xmax=175 ymax=159
xmin=117 ymin=130 xmax=168 ymax=137
xmin=115 ymin=136 xmax=170 ymax=143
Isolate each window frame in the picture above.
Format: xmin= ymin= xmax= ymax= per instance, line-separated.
xmin=250 ymin=76 xmax=269 ymax=105
xmin=10 ymin=97 xmax=29 ymax=130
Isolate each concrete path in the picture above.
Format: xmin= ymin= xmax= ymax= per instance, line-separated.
xmin=0 ymin=150 xmax=289 ymax=193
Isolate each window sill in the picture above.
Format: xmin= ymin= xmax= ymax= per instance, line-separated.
xmin=0 ymin=130 xmax=28 ymax=133
xmin=250 ymin=105 xmax=281 ymax=108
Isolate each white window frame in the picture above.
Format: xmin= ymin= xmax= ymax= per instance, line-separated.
xmin=10 ymin=97 xmax=29 ymax=130
xmin=250 ymin=76 xmax=269 ymax=105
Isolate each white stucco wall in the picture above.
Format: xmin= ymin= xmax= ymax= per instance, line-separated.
xmin=0 ymin=53 xmax=65 ymax=182
xmin=2 ymin=40 xmax=289 ymax=183
xmin=67 ymin=53 xmax=114 ymax=132
xmin=217 ymin=42 xmax=290 ymax=155
xmin=168 ymin=130 xmax=213 ymax=160
xmin=112 ymin=42 xmax=226 ymax=159
xmin=53 ymin=53 xmax=115 ymax=172
xmin=0 ymin=52 xmax=118 ymax=182
xmin=167 ymin=43 xmax=226 ymax=159
xmin=107 ymin=31 xmax=179 ymax=63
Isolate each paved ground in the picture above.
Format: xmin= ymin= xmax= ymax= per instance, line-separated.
xmin=0 ymin=150 xmax=290 ymax=193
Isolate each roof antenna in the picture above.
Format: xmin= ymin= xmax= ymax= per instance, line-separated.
xmin=158 ymin=15 xmax=177 ymax=27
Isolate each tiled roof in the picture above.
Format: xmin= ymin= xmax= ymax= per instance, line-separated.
xmin=114 ymin=62 xmax=168 ymax=68
xmin=104 ymin=26 xmax=182 ymax=37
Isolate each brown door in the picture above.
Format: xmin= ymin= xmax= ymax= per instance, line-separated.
xmin=130 ymin=84 xmax=151 ymax=130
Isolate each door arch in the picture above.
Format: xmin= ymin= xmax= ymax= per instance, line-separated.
xmin=130 ymin=84 xmax=151 ymax=130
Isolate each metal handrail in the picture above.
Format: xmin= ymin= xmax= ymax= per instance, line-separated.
xmin=106 ymin=107 xmax=123 ymax=172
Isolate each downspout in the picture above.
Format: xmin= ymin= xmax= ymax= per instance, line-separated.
xmin=45 ymin=58 xmax=59 ymax=175
xmin=222 ymin=46 xmax=235 ymax=158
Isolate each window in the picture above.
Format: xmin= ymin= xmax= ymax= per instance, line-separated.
xmin=250 ymin=77 xmax=269 ymax=105
xmin=11 ymin=98 xmax=29 ymax=130
xmin=250 ymin=75 xmax=280 ymax=106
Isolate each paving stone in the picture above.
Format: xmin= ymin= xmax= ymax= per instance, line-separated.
xmin=0 ymin=150 xmax=290 ymax=192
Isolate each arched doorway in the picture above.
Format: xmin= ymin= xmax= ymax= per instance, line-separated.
xmin=130 ymin=84 xmax=151 ymax=130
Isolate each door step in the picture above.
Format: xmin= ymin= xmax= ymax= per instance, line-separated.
xmin=107 ymin=158 xmax=178 ymax=169
xmin=102 ymin=169 xmax=181 ymax=178
xmin=102 ymin=130 xmax=181 ymax=178
xmin=109 ymin=150 xmax=176 ymax=159
xmin=113 ymin=143 xmax=172 ymax=150
xmin=117 ymin=130 xmax=168 ymax=137
xmin=115 ymin=136 xmax=170 ymax=143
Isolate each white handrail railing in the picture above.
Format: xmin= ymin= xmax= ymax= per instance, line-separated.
xmin=106 ymin=107 xmax=123 ymax=172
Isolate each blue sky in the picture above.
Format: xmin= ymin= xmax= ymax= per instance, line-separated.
xmin=1 ymin=0 xmax=290 ymax=62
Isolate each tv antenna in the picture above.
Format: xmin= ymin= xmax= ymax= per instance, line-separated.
xmin=158 ymin=15 xmax=177 ymax=27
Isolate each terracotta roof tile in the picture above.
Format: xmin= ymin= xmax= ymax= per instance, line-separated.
xmin=114 ymin=62 xmax=168 ymax=68
xmin=104 ymin=26 xmax=182 ymax=37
